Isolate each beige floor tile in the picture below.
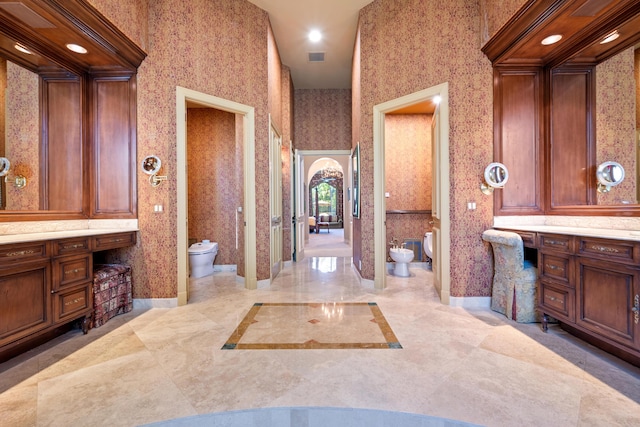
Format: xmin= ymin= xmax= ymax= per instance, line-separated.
xmin=1 ymin=254 xmax=639 ymax=426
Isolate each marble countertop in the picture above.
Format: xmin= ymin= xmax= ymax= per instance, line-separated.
xmin=495 ymin=225 xmax=640 ymax=242
xmin=0 ymin=228 xmax=138 ymax=245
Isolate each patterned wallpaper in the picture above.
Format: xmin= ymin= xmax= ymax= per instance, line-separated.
xmin=356 ymin=0 xmax=495 ymax=297
xmin=187 ymin=108 xmax=241 ymax=266
xmin=5 ymin=62 xmax=39 ymax=210
xmin=384 ymin=114 xmax=432 ymax=259
xmin=384 ymin=114 xmax=432 ymax=211
xmin=294 ymin=89 xmax=352 ymax=151
xmin=478 ymin=0 xmax=528 ymax=45
xmin=281 ymin=66 xmax=293 ymax=263
xmin=596 ymin=47 xmax=637 ymax=205
xmin=91 ymin=0 xmax=275 ymax=298
xmin=87 ymin=0 xmax=535 ymax=299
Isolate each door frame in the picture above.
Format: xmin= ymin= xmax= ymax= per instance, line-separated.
xmin=373 ymin=83 xmax=450 ymax=303
xmin=176 ymin=86 xmax=257 ymax=305
xmin=269 ymin=117 xmax=283 ymax=279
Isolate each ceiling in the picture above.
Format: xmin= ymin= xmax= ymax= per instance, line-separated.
xmin=247 ymin=0 xmax=374 ymax=90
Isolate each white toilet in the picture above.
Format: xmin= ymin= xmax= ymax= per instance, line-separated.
xmin=188 ymin=241 xmax=218 ymax=278
xmin=424 ymin=232 xmax=433 ymax=262
xmin=390 ymin=247 xmax=414 ymax=277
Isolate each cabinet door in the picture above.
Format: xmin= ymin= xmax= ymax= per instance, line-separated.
xmin=577 ymin=257 xmax=640 ymax=350
xmin=0 ymin=262 xmax=52 ymax=347
xmin=90 ymin=73 xmax=137 ymax=218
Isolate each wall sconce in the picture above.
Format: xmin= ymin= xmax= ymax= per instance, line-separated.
xmin=480 ymin=162 xmax=509 ymax=195
xmin=596 ymin=161 xmax=625 ymax=193
xmin=141 ymin=155 xmax=167 ymax=187
xmin=0 ymin=157 xmax=27 ymax=188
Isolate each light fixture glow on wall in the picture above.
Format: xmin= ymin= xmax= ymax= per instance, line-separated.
xmin=0 ymin=157 xmax=27 ymax=188
xmin=541 ymin=34 xmax=562 ymax=45
xmin=66 ymin=43 xmax=87 ymax=54
xmin=308 ymin=30 xmax=322 ymax=43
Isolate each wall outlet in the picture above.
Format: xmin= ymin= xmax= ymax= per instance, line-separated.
xmin=467 ymin=202 xmax=476 ymax=210
xmin=153 ymin=204 xmax=163 ymax=212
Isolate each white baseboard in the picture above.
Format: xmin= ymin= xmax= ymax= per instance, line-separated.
xmin=257 ymin=278 xmax=271 ymax=289
xmin=133 ymin=298 xmax=178 ymax=309
xmin=213 ymin=264 xmax=237 ymax=272
xmin=448 ymin=296 xmax=491 ymax=308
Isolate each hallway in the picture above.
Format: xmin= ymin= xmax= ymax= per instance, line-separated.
xmin=1 ymin=258 xmax=639 ymax=426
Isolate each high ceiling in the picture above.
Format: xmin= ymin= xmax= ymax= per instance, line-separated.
xmin=247 ymin=0 xmax=375 ymax=90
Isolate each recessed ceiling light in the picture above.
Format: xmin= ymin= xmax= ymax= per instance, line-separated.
xmin=600 ymin=30 xmax=619 ymax=44
xmin=14 ymin=43 xmax=32 ymax=54
xmin=541 ymin=34 xmax=562 ymax=45
xmin=308 ymin=30 xmax=322 ymax=43
xmin=66 ymin=43 xmax=87 ymax=54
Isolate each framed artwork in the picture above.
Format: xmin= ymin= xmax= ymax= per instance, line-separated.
xmin=352 ymin=143 xmax=360 ymax=218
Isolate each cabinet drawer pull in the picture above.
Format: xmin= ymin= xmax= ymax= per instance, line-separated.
xmin=589 ymin=244 xmax=619 ymax=254
xmin=546 ymin=239 xmax=564 ymax=246
xmin=64 ymin=267 xmax=85 ymax=275
xmin=545 ymin=264 xmax=563 ymax=272
xmin=546 ymin=295 xmax=560 ymax=302
xmin=6 ymin=249 xmax=35 ymax=257
xmin=633 ymin=295 xmax=639 ymax=325
xmin=63 ymin=243 xmax=84 ymax=250
xmin=64 ymin=297 xmax=85 ymax=307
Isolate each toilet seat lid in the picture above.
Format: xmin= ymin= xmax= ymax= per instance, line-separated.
xmin=189 ymin=241 xmax=218 ymax=254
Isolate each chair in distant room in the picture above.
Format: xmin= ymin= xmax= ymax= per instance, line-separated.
xmin=481 ymin=229 xmax=539 ymax=323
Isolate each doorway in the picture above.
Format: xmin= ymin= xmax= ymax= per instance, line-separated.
xmin=176 ymin=86 xmax=258 ymax=305
xmin=297 ymin=151 xmax=352 ymax=261
xmin=373 ymin=83 xmax=450 ymax=303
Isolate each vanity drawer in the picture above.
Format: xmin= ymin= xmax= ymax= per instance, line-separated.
xmin=516 ymin=232 xmax=537 ymax=248
xmin=53 ymin=284 xmax=91 ymax=322
xmin=52 ymin=237 xmax=91 ymax=257
xmin=540 ymin=252 xmax=572 ymax=286
xmin=539 ymin=281 xmax=575 ymax=322
xmin=577 ymin=237 xmax=638 ymax=264
xmin=0 ymin=242 xmax=48 ymax=266
xmin=93 ymin=232 xmax=136 ymax=251
xmin=53 ymin=254 xmax=92 ymax=290
xmin=539 ymin=234 xmax=573 ymax=254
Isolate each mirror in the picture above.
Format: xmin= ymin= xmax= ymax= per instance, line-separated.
xmin=1 ymin=56 xmax=83 ymax=213
xmin=0 ymin=157 xmax=9 ymax=177
xmin=481 ymin=162 xmax=509 ymax=194
xmin=596 ymin=161 xmax=625 ymax=193
xmin=594 ymin=46 xmax=638 ymax=205
xmin=141 ymin=155 xmax=162 ymax=175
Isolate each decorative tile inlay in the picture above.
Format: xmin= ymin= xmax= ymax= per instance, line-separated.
xmin=222 ymin=302 xmax=402 ymax=350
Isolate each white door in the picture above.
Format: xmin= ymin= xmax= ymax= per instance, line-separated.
xmin=270 ymin=122 xmax=283 ymax=279
xmin=431 ymin=105 xmax=442 ymax=296
xmin=292 ymin=150 xmax=306 ymax=261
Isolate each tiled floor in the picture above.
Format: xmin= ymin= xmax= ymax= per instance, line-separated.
xmin=1 ymin=256 xmax=640 ymax=426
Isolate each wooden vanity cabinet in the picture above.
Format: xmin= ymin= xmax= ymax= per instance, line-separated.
xmin=538 ymin=233 xmax=575 ymax=323
xmin=575 ymin=238 xmax=640 ymax=352
xmin=535 ymin=232 xmax=640 ymax=365
xmin=0 ymin=232 xmax=136 ymax=362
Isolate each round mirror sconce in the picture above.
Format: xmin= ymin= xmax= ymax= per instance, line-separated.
xmin=596 ymin=161 xmax=625 ymax=193
xmin=140 ymin=155 xmax=168 ymax=187
xmin=0 ymin=157 xmax=10 ymax=177
xmin=141 ymin=155 xmax=161 ymax=175
xmin=480 ymin=162 xmax=509 ymax=195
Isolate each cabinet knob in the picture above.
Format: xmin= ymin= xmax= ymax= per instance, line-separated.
xmin=633 ymin=295 xmax=639 ymax=325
